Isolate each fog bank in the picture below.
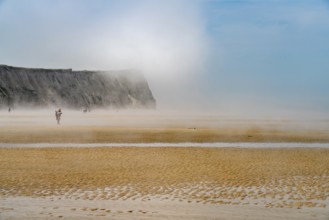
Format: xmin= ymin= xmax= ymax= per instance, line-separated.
xmin=1 ymin=0 xmax=328 ymax=117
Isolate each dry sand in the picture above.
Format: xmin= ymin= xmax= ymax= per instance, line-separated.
xmin=1 ymin=110 xmax=329 ymax=219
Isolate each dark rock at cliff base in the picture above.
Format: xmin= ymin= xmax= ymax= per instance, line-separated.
xmin=0 ymin=65 xmax=156 ymax=109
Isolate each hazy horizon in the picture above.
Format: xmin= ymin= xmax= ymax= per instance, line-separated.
xmin=1 ymin=0 xmax=328 ymax=116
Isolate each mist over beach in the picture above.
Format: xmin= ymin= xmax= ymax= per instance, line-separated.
xmin=1 ymin=0 xmax=329 ymax=115
xmin=1 ymin=0 xmax=329 ymax=220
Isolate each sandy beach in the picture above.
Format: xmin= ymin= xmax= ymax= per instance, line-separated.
xmin=1 ymin=147 xmax=329 ymax=219
xmin=2 ymin=0 xmax=329 ymax=218
xmin=0 ymin=110 xmax=329 ymax=143
xmin=1 ymin=111 xmax=329 ymax=219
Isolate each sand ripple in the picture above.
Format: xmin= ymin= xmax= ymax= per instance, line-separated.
xmin=1 ymin=147 xmax=329 ymax=209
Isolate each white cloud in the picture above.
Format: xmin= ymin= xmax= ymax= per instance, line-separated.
xmin=0 ymin=1 xmax=208 ymax=77
xmin=0 ymin=0 xmax=209 ymax=110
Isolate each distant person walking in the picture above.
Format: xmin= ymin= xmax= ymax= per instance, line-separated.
xmin=55 ymin=108 xmax=62 ymax=125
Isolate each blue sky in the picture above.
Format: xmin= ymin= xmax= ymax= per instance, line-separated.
xmin=0 ymin=0 xmax=328 ymax=115
xmin=199 ymin=0 xmax=329 ymax=114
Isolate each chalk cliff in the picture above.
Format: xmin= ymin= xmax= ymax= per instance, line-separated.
xmin=0 ymin=65 xmax=156 ymax=109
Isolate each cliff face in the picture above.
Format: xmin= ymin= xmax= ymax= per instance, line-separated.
xmin=0 ymin=65 xmax=156 ymax=109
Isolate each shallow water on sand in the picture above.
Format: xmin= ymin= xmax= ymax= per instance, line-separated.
xmin=1 ymin=142 xmax=329 ymax=148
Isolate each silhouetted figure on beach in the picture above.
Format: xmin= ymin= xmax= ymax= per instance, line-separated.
xmin=83 ymin=106 xmax=91 ymax=113
xmin=55 ymin=108 xmax=62 ymax=125
xmin=8 ymin=107 xmax=11 ymax=112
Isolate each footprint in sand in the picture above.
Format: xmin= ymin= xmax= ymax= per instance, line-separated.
xmin=138 ymin=210 xmax=147 ymax=214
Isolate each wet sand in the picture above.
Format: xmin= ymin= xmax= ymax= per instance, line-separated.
xmin=1 ymin=147 xmax=329 ymax=219
xmin=2 ymin=196 xmax=328 ymax=220
xmin=1 ymin=142 xmax=329 ymax=148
